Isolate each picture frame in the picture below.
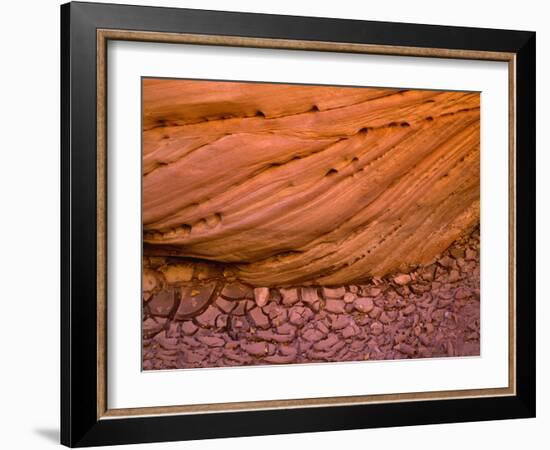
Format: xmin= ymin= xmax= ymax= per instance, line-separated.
xmin=60 ymin=1 xmax=536 ymax=447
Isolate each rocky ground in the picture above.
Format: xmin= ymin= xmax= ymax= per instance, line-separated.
xmin=142 ymin=227 xmax=480 ymax=370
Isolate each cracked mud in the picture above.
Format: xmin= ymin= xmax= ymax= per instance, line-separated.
xmin=142 ymin=228 xmax=480 ymax=370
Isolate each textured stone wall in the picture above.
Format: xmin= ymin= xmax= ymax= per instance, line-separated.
xmin=142 ymin=79 xmax=480 ymax=286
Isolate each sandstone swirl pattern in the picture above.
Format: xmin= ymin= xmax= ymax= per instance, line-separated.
xmin=143 ymin=79 xmax=480 ymax=286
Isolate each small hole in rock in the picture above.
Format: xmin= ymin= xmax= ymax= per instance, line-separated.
xmin=325 ymin=168 xmax=339 ymax=176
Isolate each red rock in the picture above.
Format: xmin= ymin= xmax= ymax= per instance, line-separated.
xmin=393 ymin=274 xmax=412 ymax=285
xmin=279 ymin=345 xmax=298 ymax=357
xmin=249 ymin=307 xmax=270 ymax=329
xmin=303 ymin=329 xmax=325 ymax=342
xmin=314 ymin=334 xmax=339 ymax=351
xmin=370 ymin=321 xmax=384 ymax=335
xmin=343 ymin=292 xmax=356 ymax=303
xmin=196 ymin=335 xmax=225 ymax=347
xmin=323 ymin=287 xmax=346 ymax=298
xmin=394 ymin=343 xmax=415 ymax=356
xmin=215 ymin=296 xmax=235 ymax=314
xmin=241 ymin=341 xmax=268 ymax=357
xmin=280 ymin=288 xmax=299 ymax=305
xmin=215 ymin=314 xmax=228 ymax=330
xmin=256 ymin=330 xmax=294 ymax=343
xmin=301 ymin=287 xmax=320 ymax=304
xmin=143 ymin=317 xmax=167 ymax=338
xmin=325 ymin=299 xmax=345 ymax=313
xmin=342 ymin=325 xmax=358 ymax=338
xmin=148 ymin=289 xmax=176 ymax=317
xmin=402 ymin=304 xmax=416 ymax=315
xmin=253 ymin=287 xmax=270 ymax=307
xmin=276 ymin=323 xmax=297 ymax=335
xmin=354 ymin=297 xmax=374 ymax=313
xmin=368 ymin=306 xmax=383 ymax=319
xmin=143 ymin=269 xmax=161 ymax=293
xmin=455 ymin=288 xmax=471 ymax=300
xmin=448 ymin=270 xmax=461 ymax=282
xmin=195 ymin=305 xmax=220 ymax=328
xmin=312 ymin=322 xmax=328 ymax=335
xmin=379 ymin=312 xmax=392 ymax=324
xmin=232 ymin=300 xmax=248 ymax=316
xmin=176 ymin=282 xmax=216 ymax=319
xmin=438 ymin=256 xmax=456 ymax=269
xmin=181 ymin=321 xmax=198 ymax=336
xmin=264 ymin=353 xmax=297 ymax=364
xmin=369 ymin=287 xmax=382 ymax=297
xmin=450 ymin=247 xmax=465 ymax=259
xmin=221 ymin=282 xmax=253 ymax=300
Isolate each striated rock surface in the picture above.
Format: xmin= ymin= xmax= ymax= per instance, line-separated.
xmin=142 ymin=79 xmax=480 ymax=286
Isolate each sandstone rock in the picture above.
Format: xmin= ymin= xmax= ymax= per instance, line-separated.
xmin=195 ymin=305 xmax=220 ymax=328
xmin=450 ymin=247 xmax=465 ymax=259
xmin=369 ymin=306 xmax=383 ymax=319
xmin=181 ymin=321 xmax=198 ymax=336
xmin=313 ymin=334 xmax=339 ymax=351
xmin=323 ymin=287 xmax=346 ymax=298
xmin=241 ymin=341 xmax=268 ymax=357
xmin=253 ymin=287 xmax=270 ymax=307
xmin=196 ymin=335 xmax=225 ymax=347
xmin=455 ymin=288 xmax=472 ymax=300
xmin=342 ymin=325 xmax=358 ymax=338
xmin=148 ymin=289 xmax=176 ymax=317
xmin=143 ymin=317 xmax=167 ymax=338
xmin=280 ymin=288 xmax=299 ymax=306
xmin=343 ymin=292 xmax=356 ymax=303
xmin=221 ymin=282 xmax=253 ymax=300
xmin=160 ymin=263 xmax=194 ymax=284
xmin=325 ymin=299 xmax=346 ymax=314
xmin=143 ymin=269 xmax=161 ymax=293
xmin=354 ymin=297 xmax=374 ymax=313
xmin=264 ymin=353 xmax=297 ymax=364
xmin=176 ymin=282 xmax=216 ymax=319
xmin=301 ymin=287 xmax=320 ymax=304
xmin=448 ymin=270 xmax=461 ymax=282
xmin=369 ymin=287 xmax=382 ymax=297
xmin=276 ymin=323 xmax=297 ymax=335
xmin=302 ymin=328 xmax=325 ymax=342
xmin=394 ymin=343 xmax=415 ymax=356
xmin=393 ymin=274 xmax=412 ymax=285
xmin=370 ymin=321 xmax=384 ymax=335
xmin=249 ymin=307 xmax=270 ymax=329
xmin=143 ymin=80 xmax=480 ymax=286
xmin=329 ymin=315 xmax=349 ymax=330
xmin=215 ymin=296 xmax=235 ymax=314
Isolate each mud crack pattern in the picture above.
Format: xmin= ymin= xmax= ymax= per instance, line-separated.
xmin=142 ymin=228 xmax=480 ymax=370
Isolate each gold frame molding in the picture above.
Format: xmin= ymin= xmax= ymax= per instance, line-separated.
xmin=96 ymin=29 xmax=516 ymax=420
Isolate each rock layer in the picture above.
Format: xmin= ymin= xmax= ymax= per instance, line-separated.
xmin=143 ymin=79 xmax=480 ymax=286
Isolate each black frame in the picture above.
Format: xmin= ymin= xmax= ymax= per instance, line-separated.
xmin=61 ymin=1 xmax=536 ymax=447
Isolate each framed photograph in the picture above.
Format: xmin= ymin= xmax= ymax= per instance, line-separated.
xmin=61 ymin=1 xmax=536 ymax=447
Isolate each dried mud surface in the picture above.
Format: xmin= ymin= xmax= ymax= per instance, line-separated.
xmin=142 ymin=227 xmax=480 ymax=370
